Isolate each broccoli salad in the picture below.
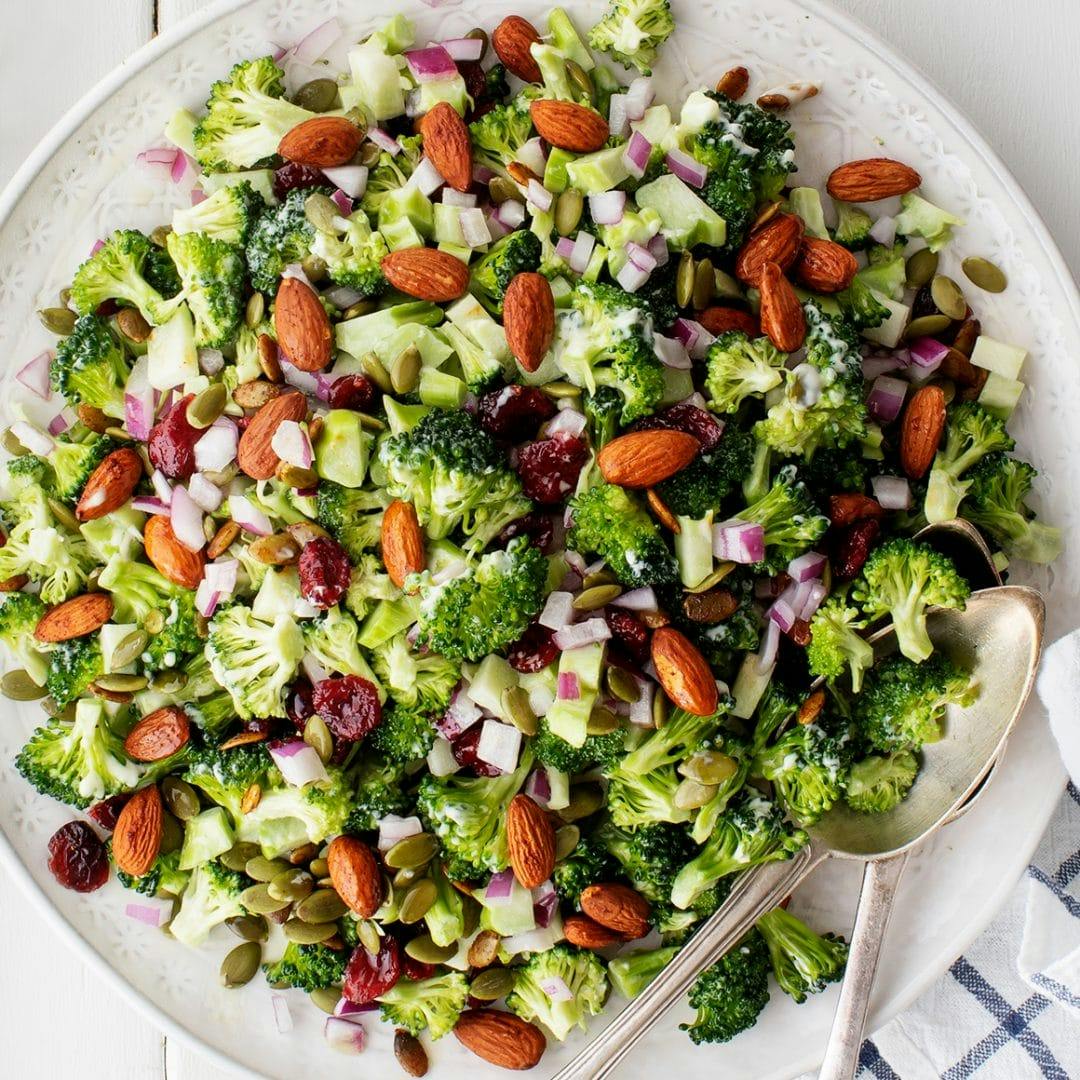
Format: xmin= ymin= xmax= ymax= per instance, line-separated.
xmin=2 ymin=0 xmax=1061 ymax=1070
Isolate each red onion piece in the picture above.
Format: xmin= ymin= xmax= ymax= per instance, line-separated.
xmin=798 ymin=580 xmax=828 ymax=621
xmin=861 ymin=352 xmax=906 ymax=380
xmin=376 ymin=814 xmax=423 ymax=851
xmin=555 ymin=237 xmax=576 ymax=261
xmin=647 ymin=233 xmax=669 ymax=267
xmin=626 ymin=241 xmax=657 ymax=273
xmin=532 ymin=880 xmax=558 ymax=927
xmin=440 ymin=684 xmax=483 ymax=738
xmin=460 ymin=208 xmax=492 ymax=248
xmin=872 ymin=474 xmax=912 ymax=510
xmin=405 ymin=45 xmax=458 ymax=83
xmin=330 ymin=188 xmax=353 ymax=215
xmin=616 ymin=259 xmax=651 ymax=293
xmin=654 ymin=334 xmax=692 ymax=369
xmin=10 ymin=420 xmax=53 ymax=457
xmin=427 ymin=736 xmax=460 ymax=777
xmin=547 ymin=408 xmax=587 ymax=439
xmin=270 ymin=420 xmax=313 ymax=469
xmin=869 ymin=215 xmax=897 ymax=247
xmin=323 ymin=1017 xmax=366 ymax=1054
xmin=673 ymin=317 xmax=715 ymax=359
xmin=228 ymin=494 xmax=272 ymax=536
xmin=540 ymin=591 xmax=575 ymax=631
xmin=539 ymin=975 xmax=574 ymax=1002
xmin=867 ymin=375 xmax=908 ymax=422
xmin=477 ymin=720 xmax=522 ymax=773
xmin=608 ymin=94 xmax=629 ymax=138
xmin=484 ymin=869 xmax=516 ymax=904
xmin=756 ymin=620 xmax=781 ymax=673
xmin=279 ymin=357 xmax=320 ymax=397
xmin=713 ymin=520 xmax=766 ymax=563
xmin=124 ymin=900 xmax=171 ymax=927
xmin=131 ymin=496 xmax=169 ymax=515
xmin=553 ymin=619 xmax=612 ymax=651
xmin=368 ymin=128 xmax=401 ymax=155
xmin=324 ymin=284 xmax=365 ymax=310
xmin=137 ymin=146 xmax=178 ymax=169
xmin=611 ymin=586 xmax=658 ymax=610
xmin=151 ymin=469 xmax=173 ymax=505
xmin=525 ymin=768 xmax=553 ymax=807
xmin=47 ymin=410 xmax=73 ymax=436
xmin=665 ymin=149 xmax=707 ymax=189
xmin=293 ymin=17 xmax=342 ymax=64
xmin=787 ymin=550 xmax=826 ymax=582
xmin=589 ymin=190 xmax=627 ymax=226
xmin=171 ymin=150 xmax=198 ymax=189
xmin=556 ymin=671 xmax=581 ymax=700
xmin=517 ymin=138 xmax=548 ymax=177
xmin=194 ymin=418 xmax=238 ymax=473
xmin=623 ymin=131 xmax=652 ymax=179
xmin=474 ymin=164 xmax=496 ymax=184
xmin=16 ymin=350 xmax=53 ymax=401
xmin=89 ymin=239 xmax=105 ymax=256
xmin=440 ymin=37 xmax=484 ymax=61
xmin=443 ymin=188 xmax=477 ymax=208
xmin=526 ymin=179 xmax=553 ymax=212
xmin=908 ymin=337 xmax=949 ymax=368
xmin=170 ymin=485 xmax=206 ymax=552
xmin=569 ymin=231 xmax=595 ymax=274
xmin=625 ymin=77 xmax=655 ymax=119
xmin=410 ymin=157 xmax=445 ymax=197
xmin=334 ymin=998 xmax=376 ymax=1019
xmin=768 ymin=598 xmax=796 ymax=633
xmin=269 ymin=738 xmax=330 ymax=787
xmin=495 ymin=199 xmax=526 ymax=229
xmin=271 ymin=994 xmax=293 ymax=1035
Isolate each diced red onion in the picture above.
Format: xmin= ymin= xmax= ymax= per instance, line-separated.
xmin=564 ymin=550 xmax=587 ymax=576
xmin=611 ymin=587 xmax=658 ymax=611
xmin=557 ymin=671 xmax=581 ymax=701
xmin=555 ymin=237 xmax=576 ymax=261
xmin=648 ymin=233 xmax=669 ymax=267
xmin=569 ymin=231 xmax=595 ymax=274
xmin=89 ymin=239 xmax=105 ymax=256
xmin=195 ymin=347 xmax=224 ymax=377
xmin=494 ymin=199 xmax=526 ymax=229
xmin=653 ymin=333 xmax=692 ymax=371
xmin=194 ymin=418 xmax=238 ymax=473
xmin=334 ymin=998 xmax=376 ymax=1019
xmin=137 ymin=146 xmax=178 ymax=170
xmin=869 ymin=215 xmax=897 ymax=247
xmin=460 ymin=207 xmax=492 ymax=247
xmin=713 ymin=519 xmax=766 ymax=563
xmin=281 ymin=262 xmax=315 ymax=288
xmin=517 ymin=138 xmax=548 ymax=177
xmin=324 ymin=1017 xmax=366 ymax=1055
xmin=195 ymin=558 xmax=237 ymax=617
xmin=410 ymin=157 xmax=445 ymax=196
xmin=330 ymin=189 xmax=353 ymax=215
xmin=768 ymin=598 xmax=796 ymax=633
xmin=293 ymin=17 xmax=341 ymax=63
xmin=787 ymin=550 xmax=826 ymax=582
xmin=665 ymin=150 xmax=707 ymax=189
xmin=131 ymin=496 xmax=169 ymax=515
xmin=441 ymin=683 xmax=484 ymax=738
xmin=474 ymin=164 xmax=496 ymax=184
xmin=526 ymin=179 xmax=553 ymax=213
xmin=377 ymin=814 xmax=423 ymax=851
xmin=539 ymin=976 xmax=574 ymax=1002
xmin=553 ymin=618 xmax=612 ymax=651
xmin=861 ymin=352 xmax=906 ymax=380
xmin=477 ymin=720 xmax=522 ymax=773
xmin=626 ymin=241 xmax=657 ymax=273
xmin=532 ymin=880 xmax=558 ymax=928
xmin=280 ymin=357 xmax=321 ymax=397
xmin=269 ymin=738 xmax=329 ymax=787
xmin=539 ymin=591 xmax=575 ymax=631
xmin=368 ymin=128 xmax=401 ymax=155
xmin=124 ymin=357 xmax=154 ymax=441
xmin=589 ymin=190 xmax=626 ymax=225
xmin=187 ymin=473 xmax=222 ymax=515
xmin=623 ymin=131 xmax=653 ymax=179
xmin=301 ymin=651 xmax=329 ymax=685
xmin=525 ymin=768 xmax=552 ymax=807
xmin=485 ymin=213 xmax=509 ymax=243
xmin=440 ymin=36 xmax=484 ymax=61
xmin=271 ymin=994 xmax=293 ymax=1035
xmin=427 ymin=736 xmax=459 ymax=777
xmin=47 ymin=410 xmax=72 ymax=436
xmin=608 ymin=94 xmax=630 ymax=138
xmin=756 ymin=620 xmax=781 ymax=673
xmin=189 ymin=188 xmax=206 ymax=207
xmin=124 ymin=899 xmax=171 ymax=927
xmin=616 ymin=259 xmax=651 ymax=293
xmin=628 ymin=677 xmax=655 ymax=726
xmin=872 ymin=474 xmax=912 ymax=510
xmin=169 ymin=485 xmax=205 ymax=552
xmin=228 ymin=494 xmax=272 ymax=536
xmin=503 ymin=921 xmax=560 ymax=956
xmin=484 ymin=869 xmax=517 ymax=904
xmin=442 ymin=188 xmax=477 ymax=208
xmin=908 ymin=337 xmax=949 ymax=368
xmin=547 ymin=409 xmax=586 ymax=439
xmin=150 ymin=469 xmax=173 ymax=505
xmin=797 ymin=580 xmax=828 ymax=621
xmin=625 ymin=77 xmax=655 ymax=120
xmin=324 ymin=284 xmax=366 ymax=310
xmin=318 ymin=164 xmax=368 ymax=200
xmin=405 ymin=45 xmax=458 ymax=83
xmin=10 ymin=420 xmax=52 ymax=457
xmin=673 ymin=318 xmax=715 ymax=360
xmin=867 ymin=375 xmax=907 ymax=422
xmin=270 ymin=420 xmax=313 ymax=469
xmin=16 ymin=350 xmax=53 ymax=401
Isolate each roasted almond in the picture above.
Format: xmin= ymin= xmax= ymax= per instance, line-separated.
xmin=697 ymin=305 xmax=760 ymax=337
xmin=580 ymin=882 xmax=651 ymax=939
xmin=758 ymin=262 xmax=806 ymax=352
xmin=503 ymin=272 xmax=554 ymax=373
xmin=327 ymin=835 xmax=383 ymax=918
xmin=563 ymin=913 xmax=626 ymax=949
xmin=237 ymin=390 xmax=308 ymax=480
xmin=491 ymin=16 xmax=543 ymax=83
xmin=828 ymin=493 xmax=883 ymax=527
xmin=112 ymin=785 xmax=163 ymax=878
xmin=529 ymin=99 xmax=609 ymax=153
xmin=598 ymin=430 xmax=699 ymax=488
xmin=716 ymin=65 xmax=750 ymax=100
xmin=279 ymin=116 xmax=363 ymax=167
xmin=232 ymin=379 xmax=282 ymax=409
xmin=382 ymin=248 xmax=469 ymax=303
xmin=75 ymin=448 xmax=142 ymax=521
xmin=381 ymin=500 xmax=425 ymax=588
xmin=826 ymin=158 xmax=922 ymax=202
xmin=899 ymin=384 xmax=946 ymax=479
xmin=274 ymin=277 xmax=332 ymax=372
xmin=506 ymin=794 xmax=555 ymax=889
xmin=124 ymin=706 xmax=191 ymax=762
xmin=793 ymin=237 xmax=859 ymax=293
xmin=454 ymin=1009 xmax=546 ymax=1070
xmin=143 ymin=514 xmax=206 ymax=589
xmin=650 ymin=626 xmax=719 ymax=716
xmin=734 ymin=211 xmax=803 ymax=286
xmin=34 ymin=593 xmax=113 ymax=643
xmin=419 ymin=102 xmax=473 ymax=193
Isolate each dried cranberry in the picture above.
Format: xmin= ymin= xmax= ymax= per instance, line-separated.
xmin=401 ymin=955 xmax=436 ymax=981
xmin=833 ymin=518 xmax=881 ymax=581
xmin=451 ymin=724 xmax=502 ymax=777
xmin=495 ymin=512 xmax=555 ymax=554
xmin=458 ymin=60 xmax=488 ymax=105
xmin=299 ymin=536 xmax=352 ymax=609
xmin=633 ymin=403 xmax=722 ymax=451
xmin=95 ymin=299 xmax=121 ymax=318
xmin=86 ymin=794 xmax=130 ymax=832
xmin=286 ymin=678 xmax=316 ymax=731
xmin=273 ymin=163 xmax=328 ymax=200
xmin=313 ymin=675 xmax=382 ymax=743
xmin=788 ymin=618 xmax=811 ymax=646
xmin=342 ymin=935 xmax=401 ymax=1004
xmin=517 ymin=433 xmax=589 ymax=505
xmin=328 ymin=373 xmax=377 ymax=412
xmin=47 ymin=821 xmax=109 ymax=893
xmin=507 ymin=622 xmax=559 ymax=673
xmin=477 ymin=385 xmax=556 ymax=443
xmin=147 ymin=394 xmax=201 ymax=480
xmin=911 ymin=284 xmax=938 ymax=320
xmin=605 ymin=609 xmax=651 ymax=666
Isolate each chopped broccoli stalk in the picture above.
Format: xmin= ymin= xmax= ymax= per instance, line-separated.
xmin=469 ymin=231 xmax=542 ymax=314
xmin=425 ymin=859 xmax=466 ymax=947
xmin=756 ymin=907 xmax=848 ymax=1003
xmin=587 ymin=0 xmax=675 ymax=74
xmin=506 ymin=945 xmax=608 ymax=1040
xmin=377 ymin=972 xmax=470 ymax=1038
xmin=169 ymin=860 xmax=249 ymax=947
xmin=807 ymin=595 xmax=874 ymax=692
xmin=845 ymin=750 xmax=920 ymax=813
xmin=752 ymin=723 xmax=850 ymax=826
xmin=171 ymin=180 xmax=264 ymax=244
xmin=704 ymin=331 xmax=786 ymax=414
xmin=609 ymin=945 xmax=681 ymax=999
xmin=734 ymin=464 xmax=829 ymax=572
xmin=360 ymin=135 xmax=424 ymax=217
xmin=264 ymin=942 xmax=348 ymax=992
xmin=894 ymin=193 xmax=964 ymax=253
xmin=70 ymin=229 xmax=168 ymax=325
xmin=680 ymin=931 xmax=770 ymax=1044
xmin=51 ymin=315 xmax=131 ymax=418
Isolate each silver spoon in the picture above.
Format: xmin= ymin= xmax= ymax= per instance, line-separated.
xmin=551 ymin=584 xmax=1044 ymax=1080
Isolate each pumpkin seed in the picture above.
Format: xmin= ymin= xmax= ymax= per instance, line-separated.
xmin=305 ymin=193 xmax=341 ymax=234
xmin=680 ymin=750 xmax=738 ymax=786
xmin=932 ymin=377 xmax=957 ymax=406
xmin=103 ymin=425 xmax=133 ymax=442
xmin=360 ymin=351 xmax=394 ymax=393
xmin=344 ymin=298 xmax=378 ymax=319
xmin=676 ymin=251 xmax=695 ymax=308
xmin=465 ymin=27 xmax=489 ymax=59
xmin=110 ymin=629 xmax=149 ymax=671
xmin=293 ymin=77 xmax=339 ymax=113
xmin=693 ymin=257 xmax=715 ymax=310
xmin=502 ymin=685 xmax=538 ymax=736
xmin=399 ymin=879 xmax=438 ymax=924
xmin=41 ymin=697 xmax=76 ymax=721
xmin=94 ymin=673 xmax=148 ymax=692
xmin=221 ymin=941 xmax=262 ymax=988
xmin=47 ymin=498 xmax=80 ymax=533
xmin=539 ymin=380 xmax=582 ymax=399
xmin=405 ymin=934 xmax=458 ymax=965
xmin=143 ymin=609 xmax=166 ymax=636
xmin=1 ymin=670 xmax=46 ymax=701
xmin=302 ymin=254 xmax=328 ymax=283
xmin=930 ymin=275 xmax=967 ymax=321
xmin=269 ymin=868 xmax=315 ymax=903
xmin=587 ymin=707 xmax=620 ymax=736
xmin=1 ymin=429 xmax=28 ymax=456
xmin=309 ymin=857 xmax=329 ymax=879
xmin=246 ymin=856 xmax=292 ymax=883
xmin=284 ymin=918 xmax=338 ymax=944
xmin=385 ymin=832 xmax=439 ymax=871
xmin=358 ymin=141 xmax=382 ymax=167
xmin=962 ymin=256 xmax=1007 ymax=294
xmin=393 ymin=866 xmax=423 ymax=887
xmin=470 ymin=967 xmax=515 ymax=1001
xmin=159 ymin=812 xmax=183 ymax=855
xmin=232 ymin=379 xmax=281 ymax=409
xmin=555 ymin=824 xmax=580 ymax=861
xmin=390 ymin=345 xmax=422 ymax=395
xmin=606 ymin=666 xmax=640 ymax=704
xmin=674 ymin=777 xmax=718 ymax=810
xmin=294 ymin=888 xmax=349 ymax=924
xmin=116 ymin=307 xmax=152 ymax=344
xmin=220 ymin=842 xmax=261 ymax=872
xmin=581 ymin=569 xmax=617 ymax=589
xmin=714 ymin=267 xmax=744 ymax=300
xmin=249 ymin=532 xmax=301 ymax=566
xmin=566 ymin=59 xmax=593 ymax=99
xmin=244 ymin=292 xmax=265 ymax=329
xmin=652 ymin=691 xmax=668 ymax=729
xmin=555 ymin=188 xmax=584 ymax=236
xmin=38 ymin=306 xmax=77 ymax=335
xmin=310 ymin=987 xmax=340 ymax=1014
xmin=303 ymin=714 xmax=334 ymax=763
xmin=559 ymin=782 xmax=605 ymax=822
xmin=357 ymin=412 xmax=385 ymax=432
xmin=905 ymin=247 xmax=939 ymax=289
xmin=225 ymin=913 xmax=269 ymax=942
xmin=359 ymin=920 xmax=383 ymax=955
xmin=904 ymin=314 xmax=953 ymax=341
xmin=488 ymin=176 xmax=519 ymax=205
xmin=468 ymin=928 xmax=501 ymax=968
xmin=573 ymin=584 xmax=622 ymax=611
xmin=186 ymin=383 xmax=227 ymax=429
xmin=161 ymin=776 xmax=201 ymax=821
xmin=149 ymin=224 xmax=172 ymax=247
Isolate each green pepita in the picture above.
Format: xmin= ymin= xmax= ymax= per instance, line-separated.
xmin=606 ymin=666 xmax=640 ymax=704
xmin=360 ymin=351 xmax=394 ymax=393
xmin=566 ymin=59 xmax=593 ymax=99
xmin=225 ymin=913 xmax=269 ymax=943
xmin=221 ymin=941 xmax=262 ymax=988
xmin=283 ymin=918 xmax=338 ymax=944
xmin=305 ymin=193 xmax=341 ymax=235
xmin=93 ymin=673 xmax=148 ymax=693
xmin=110 ymin=629 xmax=149 ymax=671
xmin=185 ymin=383 xmax=228 ymax=430
xmin=930 ymin=275 xmax=967 ymax=321
xmin=0 ymin=429 xmax=28 ymax=456
xmin=904 ymin=314 xmax=954 ymax=341
xmin=385 ymin=832 xmax=439 ymax=871
xmin=465 ymin=27 xmax=489 ymax=59
xmin=103 ymin=426 xmax=134 ymax=442
xmin=357 ymin=412 xmax=385 ymax=432
xmin=905 ymin=247 xmax=939 ymax=289
xmin=277 ymin=462 xmax=320 ymax=490
xmin=488 ymin=176 xmax=519 ymax=205
xmin=399 ymin=879 xmax=438 ymax=924
xmin=302 ymin=254 xmax=328 ymax=283
xmin=38 ymin=307 xmax=77 ymax=336
xmin=149 ymin=225 xmax=172 ymax=247
xmin=221 ymin=842 xmax=262 ymax=872
xmin=713 ymin=268 xmax=744 ymax=301
xmin=159 ymin=812 xmax=183 ymax=855
xmin=679 ymin=750 xmax=738 ymax=786
xmin=581 ymin=569 xmax=617 ymax=589
xmin=962 ymin=256 xmax=1007 ymax=294
xmin=393 ymin=865 xmax=423 ymax=887
xmin=268 ymin=868 xmax=315 ymax=904
xmin=47 ymin=498 xmax=80 ymax=533
xmin=555 ymin=188 xmax=584 ymax=237
xmin=310 ymin=987 xmax=340 ymax=1014
xmin=144 ymin=610 xmax=166 ymax=635
xmin=676 ymin=251 xmax=695 ymax=308
xmin=559 ymin=783 xmax=605 ymax=823
xmin=587 ymin=707 xmax=620 ymax=736
xmin=674 ymin=777 xmax=718 ymax=810
xmin=573 ymin=584 xmax=622 ymax=611
xmin=309 ymin=857 xmax=329 ymax=879
xmin=693 ymin=257 xmax=715 ymax=310
xmin=161 ymin=776 xmax=201 ymax=822
xmin=932 ymin=377 xmax=957 ymax=406
xmin=303 ymin=714 xmax=334 ymax=763
xmin=40 ymin=697 xmax=76 ymax=721
xmin=246 ymin=856 xmax=291 ymax=883
xmin=405 ymin=935 xmax=458 ymax=965
xmin=359 ymin=920 xmax=383 ymax=955
xmin=539 ymin=381 xmax=582 ymax=399
xmin=390 ymin=345 xmax=422 ymax=395
xmin=343 ymin=299 xmax=378 ymax=319
xmin=0 ymin=670 xmax=45 ymax=701
xmin=244 ymin=292 xmax=265 ymax=329
xmin=294 ymin=888 xmax=349 ymax=924
xmin=470 ymin=967 xmax=515 ymax=1001
xmin=149 ymin=668 xmax=186 ymax=693
xmin=502 ymin=685 xmax=538 ymax=736
xmin=293 ymin=78 xmax=339 ymax=113
xmin=555 ymin=824 xmax=580 ymax=861
xmin=652 ymin=691 xmax=668 ymax=729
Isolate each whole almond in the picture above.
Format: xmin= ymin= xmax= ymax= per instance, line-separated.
xmin=381 ymin=500 xmax=425 ymax=588
xmin=382 ymin=249 xmax=469 ymax=303
xmin=794 ymin=237 xmax=859 ymax=293
xmin=697 ymin=305 xmax=760 ymax=337
xmin=826 ymin=158 xmax=922 ymax=202
xmin=327 ymin=835 xmax=383 ymax=918
xmin=529 ymin=100 xmax=609 ymax=153
xmin=237 ymin=391 xmax=308 ymax=480
xmin=279 ymin=116 xmax=363 ymax=167
xmin=716 ymin=65 xmax=750 ymax=100
xmin=491 ymin=16 xmax=543 ymax=83
xmin=563 ymin=913 xmax=626 ymax=949
xmin=580 ymin=882 xmax=651 ymax=939
xmin=598 ymin=430 xmax=699 ymax=488
xmin=503 ymin=272 xmax=554 ymax=373
xmin=112 ymin=785 xmax=163 ymax=878
xmin=454 ymin=1009 xmax=546 ymax=1070
xmin=75 ymin=448 xmax=143 ymax=522
xmin=650 ymin=626 xmax=719 ymax=716
xmin=143 ymin=514 xmax=206 ymax=589
xmin=419 ymin=102 xmax=473 ymax=193
xmin=506 ymin=794 xmax=555 ymax=889
xmin=124 ymin=706 xmax=190 ymax=762
xmin=34 ymin=593 xmax=113 ymax=643
xmin=274 ymin=277 xmax=332 ymax=372
xmin=758 ymin=262 xmax=806 ymax=352
xmin=734 ymin=212 xmax=804 ymax=286
xmin=899 ymin=384 xmax=946 ymax=480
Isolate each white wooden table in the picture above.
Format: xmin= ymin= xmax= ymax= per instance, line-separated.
xmin=1 ymin=1 xmax=1077 ymax=1076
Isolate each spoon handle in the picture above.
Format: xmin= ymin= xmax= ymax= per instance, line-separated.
xmin=818 ymin=851 xmax=909 ymax=1080
xmin=550 ymin=841 xmax=825 ymax=1080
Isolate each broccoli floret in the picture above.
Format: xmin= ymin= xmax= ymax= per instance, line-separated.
xmin=142 ymin=590 xmax=202 ymax=673
xmin=686 ymin=731 xmax=754 ymax=844
xmin=469 ymin=231 xmax=542 ymax=314
xmin=680 ymin=931 xmax=770 ymax=1044
xmin=145 ymin=245 xmax=182 ymax=298
xmin=169 ymin=860 xmax=249 ymax=947
xmin=533 ymin=718 xmax=627 ymax=774
xmin=426 ymin=859 xmax=466 ymax=947
xmin=15 ymin=697 xmax=135 ymax=807
xmin=205 ymin=605 xmax=305 ymax=720
xmin=313 ymin=481 xmax=387 ymax=562
xmin=833 ymin=203 xmax=874 ymax=250
xmin=553 ymin=834 xmax=616 ymax=905
xmin=835 ymin=278 xmax=890 ymax=331
xmin=854 ymin=652 xmax=975 ymax=753
xmin=413 ymin=537 xmax=547 ymax=662
xmin=567 ymin=482 xmax=677 ymax=588
xmin=310 ymin=209 xmax=389 ymax=297
xmin=368 ymin=704 xmax=435 ymax=764
xmin=807 ymin=595 xmax=874 ymax=692
xmin=757 ymin=907 xmax=848 ymax=1003
xmin=605 ymin=763 xmax=692 ymax=829
xmin=115 ymin=847 xmax=190 ymax=898
xmin=468 ymin=96 xmax=536 ymax=177
xmin=237 ymin=764 xmax=354 ymax=855
xmin=441 ymin=323 xmax=505 ymax=394
xmin=157 ymin=231 xmax=245 ymax=348
xmin=70 ymin=229 xmax=168 ymax=325
xmin=99 ymin=558 xmax=191 ymax=627
xmin=6 ymin=453 xmax=54 ymax=500
xmin=359 ymin=135 xmax=424 ymax=217
xmin=894 ymin=193 xmax=964 ymax=253
xmin=857 ymin=244 xmax=907 ymax=302
xmin=584 ymin=386 xmax=624 ymax=450
xmin=670 ymin=791 xmax=806 ymax=910
xmin=184 ymin=742 xmax=270 ymax=818
xmin=702 ymin=92 xmax=797 ymax=204
xmin=369 ymin=632 xmax=461 ymax=713
xmin=344 ymin=553 xmax=401 ymax=623
xmin=963 ymin=454 xmax=1062 ymax=564
xmin=377 ymin=972 xmax=469 ymax=1039
xmin=704 ymin=332 xmax=787 ymax=414
xmin=609 ymin=945 xmax=681 ymax=999
xmin=416 ymin=749 xmax=533 ymax=879
xmin=750 ymin=679 xmax=800 ymax=755
xmin=50 ymin=315 xmax=131 ymax=418
xmin=245 ymin=187 xmax=321 ymax=293
xmin=587 ymin=0 xmax=674 ymax=74
xmin=171 ymin=180 xmax=264 ymax=245
xmin=192 ymin=56 xmax=317 ymax=172
xmin=378 ymin=410 xmax=531 ymax=550
xmin=0 ymin=591 xmax=50 ymax=685
xmin=45 ymin=635 xmax=104 ymax=707
xmin=302 ymin=605 xmax=382 ymax=685
xmin=851 ymin=538 xmax=970 ymax=663
xmin=264 ymin=942 xmax=348 ymax=992
xmin=733 ymin=464 xmax=829 ymax=572
xmin=48 ymin=434 xmax=117 ymax=505
xmin=633 ymin=264 xmax=679 ymax=333
xmin=845 ymin=750 xmax=920 ymax=813
xmin=753 ymin=722 xmax=851 ymax=826
xmin=0 ymin=514 xmax=96 ymax=604
xmin=345 ymin=754 xmax=411 ymax=833
xmin=506 ymin=945 xmax=608 ymax=1041
xmin=803 ymin=447 xmax=869 ymax=501
xmin=619 ymin=706 xmax=726 ymax=777
xmin=655 ymin=427 xmax=755 ymax=521
xmin=599 ymin=820 xmax=695 ymax=903
xmin=699 ymin=154 xmax=757 ymax=254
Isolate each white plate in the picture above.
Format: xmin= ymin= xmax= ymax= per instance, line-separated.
xmin=0 ymin=0 xmax=1077 ymax=1077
